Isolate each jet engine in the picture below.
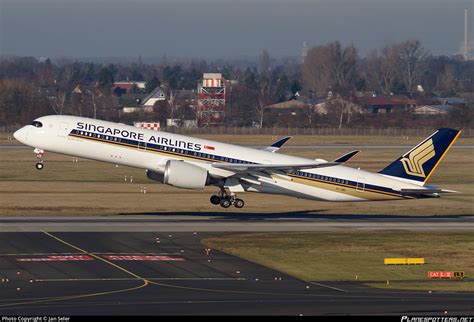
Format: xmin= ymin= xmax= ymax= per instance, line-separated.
xmin=148 ymin=160 xmax=209 ymax=189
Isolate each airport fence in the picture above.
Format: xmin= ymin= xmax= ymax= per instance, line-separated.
xmin=167 ymin=127 xmax=474 ymax=137
xmin=1 ymin=125 xmax=472 ymax=137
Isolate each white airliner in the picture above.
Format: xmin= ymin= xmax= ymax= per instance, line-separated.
xmin=14 ymin=115 xmax=461 ymax=208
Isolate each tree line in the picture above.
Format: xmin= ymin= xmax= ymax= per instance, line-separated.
xmin=0 ymin=39 xmax=473 ymax=129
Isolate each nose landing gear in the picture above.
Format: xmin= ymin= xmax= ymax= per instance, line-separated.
xmin=210 ymin=188 xmax=245 ymax=208
xmin=34 ymin=148 xmax=44 ymax=170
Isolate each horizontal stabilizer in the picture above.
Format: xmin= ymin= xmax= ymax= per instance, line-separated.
xmin=262 ymin=136 xmax=292 ymax=153
xmin=400 ymin=188 xmax=459 ymax=194
xmin=333 ymin=150 xmax=359 ymax=163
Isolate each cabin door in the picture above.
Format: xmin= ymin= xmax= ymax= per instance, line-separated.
xmin=356 ymin=177 xmax=366 ymax=192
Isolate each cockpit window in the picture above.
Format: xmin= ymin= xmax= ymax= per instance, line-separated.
xmin=31 ymin=121 xmax=43 ymax=128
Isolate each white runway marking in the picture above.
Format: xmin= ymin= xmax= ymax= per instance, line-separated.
xmin=309 ymin=281 xmax=350 ymax=293
xmin=0 ymin=252 xmax=182 ymax=256
xmin=34 ymin=277 xmax=247 ymax=282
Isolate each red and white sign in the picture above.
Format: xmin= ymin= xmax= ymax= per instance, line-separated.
xmin=103 ymin=255 xmax=185 ymax=261
xmin=134 ymin=122 xmax=160 ymax=131
xmin=16 ymin=255 xmax=94 ymax=262
xmin=428 ymin=271 xmax=454 ymax=279
xmin=204 ymin=145 xmax=215 ymax=151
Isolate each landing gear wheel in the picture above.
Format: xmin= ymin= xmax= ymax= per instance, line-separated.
xmin=234 ymin=198 xmax=245 ymax=208
xmin=210 ymin=195 xmax=221 ymax=205
xmin=34 ymin=148 xmax=45 ymax=171
xmin=219 ymin=198 xmax=231 ymax=208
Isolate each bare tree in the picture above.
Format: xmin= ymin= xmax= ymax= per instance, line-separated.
xmin=303 ymin=45 xmax=332 ymax=94
xmin=301 ymin=104 xmax=317 ymax=127
xmin=303 ymin=42 xmax=358 ymax=96
xmin=256 ymin=50 xmax=272 ymax=128
xmin=329 ymin=42 xmax=358 ymax=93
xmin=436 ymin=64 xmax=457 ymax=95
xmin=89 ymin=88 xmax=103 ymax=119
xmin=365 ymin=44 xmax=400 ymax=93
xmin=72 ymin=86 xmax=105 ymax=118
xmin=50 ymin=90 xmax=67 ymax=115
xmin=256 ymin=75 xmax=270 ymax=128
xmin=397 ymin=40 xmax=428 ymax=92
xmin=325 ymin=98 xmax=354 ymax=129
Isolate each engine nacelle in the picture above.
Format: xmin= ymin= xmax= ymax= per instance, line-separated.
xmin=146 ymin=169 xmax=164 ymax=182
xmin=163 ymin=160 xmax=209 ymax=189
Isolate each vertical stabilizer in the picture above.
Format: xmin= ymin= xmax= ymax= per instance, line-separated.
xmin=379 ymin=128 xmax=461 ymax=185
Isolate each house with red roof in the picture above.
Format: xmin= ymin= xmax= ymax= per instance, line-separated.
xmin=355 ymin=95 xmax=414 ymax=114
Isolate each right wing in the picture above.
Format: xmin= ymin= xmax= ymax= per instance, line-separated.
xmin=212 ymin=161 xmax=340 ymax=173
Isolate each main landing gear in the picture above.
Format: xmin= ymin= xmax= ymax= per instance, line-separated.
xmin=210 ymin=189 xmax=245 ymax=209
xmin=34 ymin=148 xmax=44 ymax=170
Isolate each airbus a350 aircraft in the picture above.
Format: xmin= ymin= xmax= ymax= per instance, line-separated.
xmin=14 ymin=115 xmax=461 ymax=208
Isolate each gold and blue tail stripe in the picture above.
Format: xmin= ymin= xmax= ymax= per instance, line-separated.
xmin=379 ymin=128 xmax=461 ymax=184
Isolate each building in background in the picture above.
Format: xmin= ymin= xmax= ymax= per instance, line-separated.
xmin=118 ymin=86 xmax=166 ymax=114
xmin=112 ymin=81 xmax=146 ymax=96
xmin=197 ymin=73 xmax=225 ymax=127
xmin=142 ymin=87 xmax=166 ymax=107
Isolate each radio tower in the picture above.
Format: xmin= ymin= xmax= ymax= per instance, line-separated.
xmin=462 ymin=8 xmax=471 ymax=61
xmin=197 ymin=73 xmax=226 ymax=127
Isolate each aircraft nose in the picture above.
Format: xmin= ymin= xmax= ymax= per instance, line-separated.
xmin=13 ymin=127 xmax=28 ymax=144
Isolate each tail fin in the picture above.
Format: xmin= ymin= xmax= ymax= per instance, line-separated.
xmin=379 ymin=128 xmax=461 ymax=185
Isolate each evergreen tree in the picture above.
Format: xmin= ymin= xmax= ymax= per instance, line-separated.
xmin=145 ymin=76 xmax=161 ymax=93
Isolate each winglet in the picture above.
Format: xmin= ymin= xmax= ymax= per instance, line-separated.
xmin=333 ymin=150 xmax=359 ymax=163
xmin=262 ymin=136 xmax=292 ymax=153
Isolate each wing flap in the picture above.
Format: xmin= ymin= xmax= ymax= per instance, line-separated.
xmin=212 ymin=161 xmax=340 ymax=172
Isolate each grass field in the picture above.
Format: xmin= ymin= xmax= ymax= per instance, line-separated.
xmin=0 ymin=133 xmax=472 ymax=216
xmin=203 ymin=232 xmax=474 ymax=292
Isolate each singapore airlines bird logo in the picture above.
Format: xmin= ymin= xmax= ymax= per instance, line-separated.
xmin=400 ymin=139 xmax=436 ymax=177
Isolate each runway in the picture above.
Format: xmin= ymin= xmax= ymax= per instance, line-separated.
xmin=0 ymin=231 xmax=473 ymax=315
xmin=1 ymin=214 xmax=473 ymax=232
